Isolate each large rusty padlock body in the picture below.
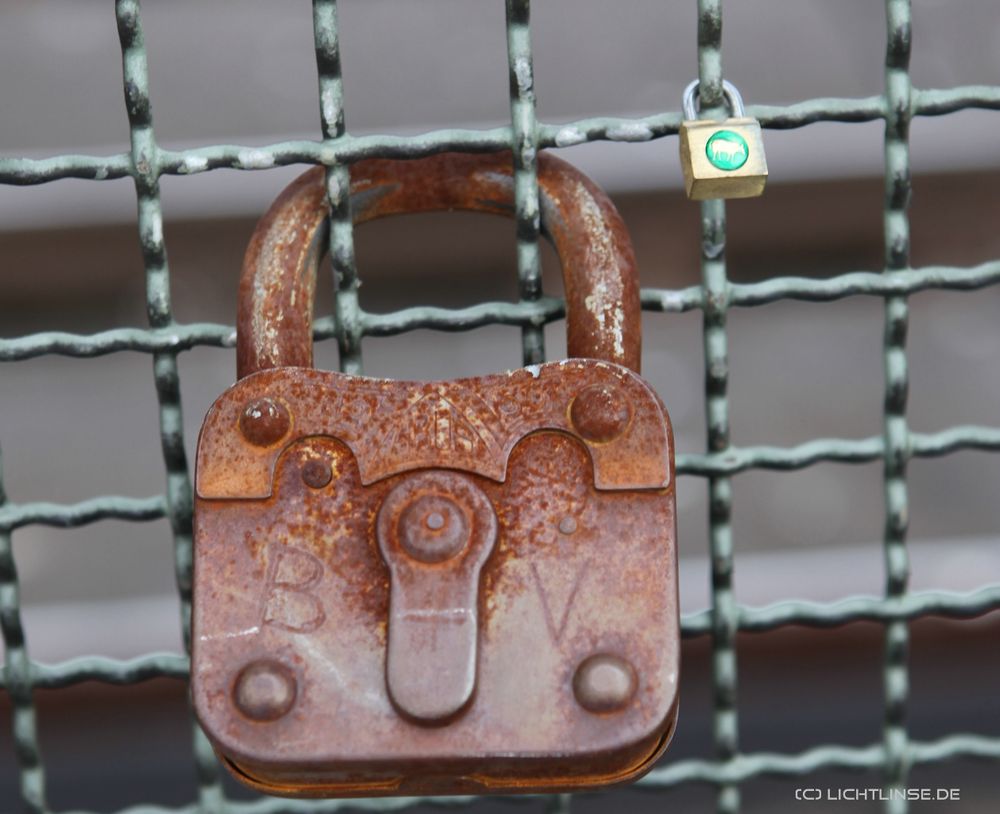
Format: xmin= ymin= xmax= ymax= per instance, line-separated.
xmin=192 ymin=152 xmax=679 ymax=797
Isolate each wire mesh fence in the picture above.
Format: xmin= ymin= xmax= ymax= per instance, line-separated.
xmin=2 ymin=0 xmax=1000 ymax=812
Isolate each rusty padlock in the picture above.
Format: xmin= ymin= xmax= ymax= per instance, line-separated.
xmin=192 ymin=151 xmax=679 ymax=797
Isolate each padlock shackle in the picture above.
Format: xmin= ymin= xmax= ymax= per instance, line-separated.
xmin=682 ymin=79 xmax=746 ymax=121
xmin=236 ymin=151 xmax=641 ymax=379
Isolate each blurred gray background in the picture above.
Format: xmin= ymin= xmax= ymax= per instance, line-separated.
xmin=2 ymin=0 xmax=1000 ymax=811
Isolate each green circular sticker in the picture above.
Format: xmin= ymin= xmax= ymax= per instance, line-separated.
xmin=705 ymin=130 xmax=750 ymax=171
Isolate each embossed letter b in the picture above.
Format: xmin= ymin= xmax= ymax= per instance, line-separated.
xmin=262 ymin=545 xmax=326 ymax=633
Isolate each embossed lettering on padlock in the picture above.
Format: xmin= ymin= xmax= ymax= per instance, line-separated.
xmin=679 ymin=79 xmax=768 ymax=200
xmin=191 ymin=151 xmax=679 ymax=798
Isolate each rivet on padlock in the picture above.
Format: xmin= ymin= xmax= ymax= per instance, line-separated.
xmin=679 ymin=79 xmax=768 ymax=200
xmin=191 ymin=151 xmax=679 ymax=797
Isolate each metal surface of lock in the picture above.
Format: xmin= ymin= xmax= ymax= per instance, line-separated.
xmin=191 ymin=151 xmax=679 ymax=797
xmin=679 ymin=79 xmax=768 ymax=200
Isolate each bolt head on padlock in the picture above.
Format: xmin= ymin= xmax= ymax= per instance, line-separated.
xmin=191 ymin=152 xmax=679 ymax=798
xmin=679 ymin=79 xmax=768 ymax=200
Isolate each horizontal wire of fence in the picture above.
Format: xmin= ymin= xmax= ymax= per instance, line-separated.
xmin=3 ymin=86 xmax=1000 ymax=187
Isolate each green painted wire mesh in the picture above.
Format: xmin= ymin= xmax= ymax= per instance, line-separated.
xmin=2 ymin=0 xmax=1000 ymax=812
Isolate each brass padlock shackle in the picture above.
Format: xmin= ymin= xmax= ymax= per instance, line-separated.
xmin=682 ymin=78 xmax=746 ymax=120
xmin=236 ymin=151 xmax=641 ymax=380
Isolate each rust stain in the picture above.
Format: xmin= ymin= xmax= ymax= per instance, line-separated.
xmin=235 ymin=151 xmax=640 ymax=380
xmin=192 ymin=152 xmax=677 ymax=798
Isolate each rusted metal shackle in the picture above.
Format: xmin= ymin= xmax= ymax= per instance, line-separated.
xmin=194 ymin=150 xmax=677 ymax=796
xmin=236 ymin=151 xmax=641 ymax=380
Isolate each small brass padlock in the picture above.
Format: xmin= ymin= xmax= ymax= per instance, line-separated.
xmin=192 ymin=152 xmax=679 ymax=797
xmin=679 ymin=79 xmax=768 ymax=200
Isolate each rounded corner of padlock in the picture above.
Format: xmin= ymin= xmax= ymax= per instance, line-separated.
xmin=564 ymin=677 xmax=680 ymax=792
xmin=188 ymin=677 xmax=245 ymax=772
xmin=555 ymin=360 xmax=674 ymax=491
xmin=188 ymin=692 xmax=294 ymax=794
xmin=489 ymin=687 xmax=680 ymax=795
xmin=187 ymin=658 xmax=246 ymax=756
xmin=194 ymin=370 xmax=310 ymax=500
xmin=216 ymin=754 xmax=300 ymax=798
xmin=189 ymin=690 xmax=223 ymax=754
xmin=214 ymin=750 xmax=335 ymax=800
xmin=607 ymin=697 xmax=681 ymax=788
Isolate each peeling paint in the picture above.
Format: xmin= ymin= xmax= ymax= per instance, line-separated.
xmin=574 ymin=188 xmax=626 ymax=361
xmin=513 ymin=56 xmax=533 ymax=95
xmin=181 ymin=155 xmax=208 ymax=174
xmin=142 ymin=218 xmax=162 ymax=248
xmin=554 ymin=127 xmax=587 ymax=148
xmin=607 ymin=122 xmax=654 ymax=142
xmin=326 ymin=170 xmax=347 ymax=201
xmin=321 ymin=88 xmax=339 ymax=131
xmin=239 ymin=149 xmax=275 ymax=170
xmin=659 ymin=291 xmax=686 ymax=312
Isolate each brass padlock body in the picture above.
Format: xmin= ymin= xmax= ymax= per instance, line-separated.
xmin=192 ymin=362 xmax=678 ymax=796
xmin=679 ymin=117 xmax=767 ymax=200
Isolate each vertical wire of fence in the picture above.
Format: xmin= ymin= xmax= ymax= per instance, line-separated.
xmin=2 ymin=0 xmax=1000 ymax=812
xmin=505 ymin=0 xmax=546 ymax=367
xmin=116 ymin=1 xmax=229 ymax=810
xmin=880 ymin=2 xmax=915 ymax=811
xmin=0 ymin=450 xmax=47 ymax=814
xmin=694 ymin=2 xmax=740 ymax=813
xmin=314 ymin=0 xmax=364 ymax=378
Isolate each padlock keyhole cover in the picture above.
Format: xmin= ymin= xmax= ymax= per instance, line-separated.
xmin=376 ymin=471 xmax=498 ymax=724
